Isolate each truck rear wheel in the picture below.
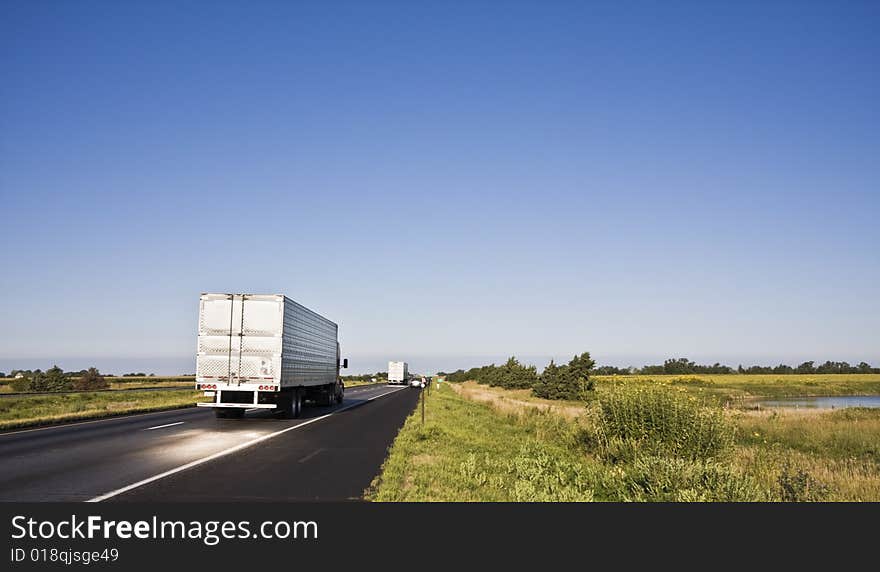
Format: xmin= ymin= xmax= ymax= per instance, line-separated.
xmin=293 ymin=391 xmax=303 ymax=418
xmin=280 ymin=391 xmax=300 ymax=419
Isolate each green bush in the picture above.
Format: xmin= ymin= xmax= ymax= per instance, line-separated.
xmin=594 ymin=385 xmax=735 ymax=461
xmin=73 ymin=368 xmax=109 ymax=390
xmin=27 ymin=366 xmax=73 ymax=392
xmin=505 ymin=442 xmax=595 ymax=502
xmin=777 ymin=463 xmax=830 ymax=502
xmin=10 ymin=378 xmax=31 ymax=392
xmin=456 ymin=442 xmax=595 ymax=502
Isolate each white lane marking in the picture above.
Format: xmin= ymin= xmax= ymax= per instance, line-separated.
xmin=245 ymin=408 xmax=259 ymax=412
xmin=143 ymin=422 xmax=184 ymax=431
xmin=0 ymin=408 xmax=205 ymax=437
xmin=298 ymin=448 xmax=325 ymax=463
xmin=87 ymin=386 xmax=408 ymax=502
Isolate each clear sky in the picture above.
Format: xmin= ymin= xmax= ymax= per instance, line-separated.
xmin=2 ymin=1 xmax=878 ymax=375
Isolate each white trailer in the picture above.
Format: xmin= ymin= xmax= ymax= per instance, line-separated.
xmin=196 ymin=293 xmax=347 ymax=418
xmin=388 ymin=361 xmax=408 ymax=385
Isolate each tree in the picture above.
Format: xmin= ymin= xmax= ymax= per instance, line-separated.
xmin=593 ymin=365 xmax=631 ymax=375
xmin=29 ymin=365 xmax=73 ymax=392
xmin=567 ymin=352 xmax=596 ymax=384
xmin=795 ymin=361 xmax=816 ymax=374
xmin=532 ymin=352 xmax=595 ymax=400
xmin=664 ymin=358 xmax=696 ymax=375
xmin=74 ymin=367 xmax=109 ymax=390
xmin=532 ymin=359 xmax=564 ymax=399
xmin=500 ymin=357 xmax=537 ymax=389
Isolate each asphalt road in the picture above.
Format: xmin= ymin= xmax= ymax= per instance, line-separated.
xmin=0 ymin=384 xmax=419 ymax=502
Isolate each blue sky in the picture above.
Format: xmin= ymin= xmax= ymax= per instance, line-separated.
xmin=2 ymin=1 xmax=878 ymax=375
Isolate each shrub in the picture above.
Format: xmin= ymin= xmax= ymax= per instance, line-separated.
xmin=74 ymin=368 xmax=109 ymax=390
xmin=506 ymin=442 xmax=595 ymax=502
xmin=457 ymin=442 xmax=595 ymax=502
xmin=777 ymin=463 xmax=830 ymax=502
xmin=28 ymin=366 xmax=73 ymax=392
xmin=624 ymin=456 xmax=770 ymax=502
xmin=594 ymin=385 xmax=734 ymax=461
xmin=10 ymin=378 xmax=31 ymax=392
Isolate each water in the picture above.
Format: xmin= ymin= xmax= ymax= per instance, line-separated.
xmin=755 ymin=396 xmax=880 ymax=409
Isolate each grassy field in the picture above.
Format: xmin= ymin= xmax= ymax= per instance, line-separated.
xmin=0 ymin=376 xmax=195 ymax=393
xmin=370 ymin=378 xmax=880 ymax=502
xmin=0 ymin=389 xmax=205 ymax=430
xmin=593 ymin=373 xmax=880 ymax=401
xmin=344 ymin=380 xmax=379 ymax=387
xmin=368 ymin=383 xmax=597 ymax=501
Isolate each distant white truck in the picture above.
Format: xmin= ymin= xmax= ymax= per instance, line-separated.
xmin=387 ymin=361 xmax=409 ymax=385
xmin=196 ymin=293 xmax=347 ymax=419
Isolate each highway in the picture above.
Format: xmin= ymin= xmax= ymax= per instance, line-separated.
xmin=0 ymin=383 xmax=419 ymax=502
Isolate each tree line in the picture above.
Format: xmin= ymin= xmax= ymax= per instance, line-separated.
xmin=439 ymin=355 xmax=880 ymax=401
xmin=4 ymin=368 xmax=156 ymax=378
xmin=442 ymin=353 xmax=597 ymax=401
xmin=6 ymin=366 xmax=109 ymax=392
xmin=624 ymin=358 xmax=880 ymax=375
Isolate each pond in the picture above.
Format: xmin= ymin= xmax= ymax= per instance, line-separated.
xmin=755 ymin=396 xmax=880 ymax=409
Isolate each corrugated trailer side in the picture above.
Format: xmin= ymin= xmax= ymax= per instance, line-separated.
xmin=280 ymin=297 xmax=339 ymax=388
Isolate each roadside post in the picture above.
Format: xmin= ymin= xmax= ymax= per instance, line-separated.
xmin=421 ymin=382 xmax=425 ymax=425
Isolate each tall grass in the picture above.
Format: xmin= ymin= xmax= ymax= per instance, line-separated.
xmin=592 ymin=385 xmax=734 ymax=462
xmin=593 ymin=373 xmax=880 ymax=400
xmin=623 ymin=456 xmax=770 ymax=502
xmin=0 ymin=390 xmax=202 ymax=430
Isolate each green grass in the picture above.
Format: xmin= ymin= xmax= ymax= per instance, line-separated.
xmin=344 ymin=380 xmax=379 ymax=387
xmin=593 ymin=373 xmax=880 ymax=401
xmin=0 ymin=389 xmax=204 ymax=430
xmin=734 ymin=407 xmax=880 ymax=460
xmin=372 ymin=380 xmax=880 ymax=501
xmin=368 ymin=384 xmax=597 ymax=501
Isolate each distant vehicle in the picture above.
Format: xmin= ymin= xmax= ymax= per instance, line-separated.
xmin=410 ymin=378 xmax=421 ymax=387
xmin=196 ymin=293 xmax=347 ymax=419
xmin=388 ymin=361 xmax=409 ymax=385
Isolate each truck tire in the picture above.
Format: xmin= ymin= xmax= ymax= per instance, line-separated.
xmin=293 ymin=390 xmax=303 ymax=418
xmin=280 ymin=391 xmax=296 ymax=419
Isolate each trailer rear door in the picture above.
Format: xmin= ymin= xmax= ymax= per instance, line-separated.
xmin=197 ymin=294 xmax=282 ymax=385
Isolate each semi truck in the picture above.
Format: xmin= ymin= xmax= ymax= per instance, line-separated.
xmin=387 ymin=361 xmax=409 ymax=385
xmin=196 ymin=293 xmax=347 ymax=419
